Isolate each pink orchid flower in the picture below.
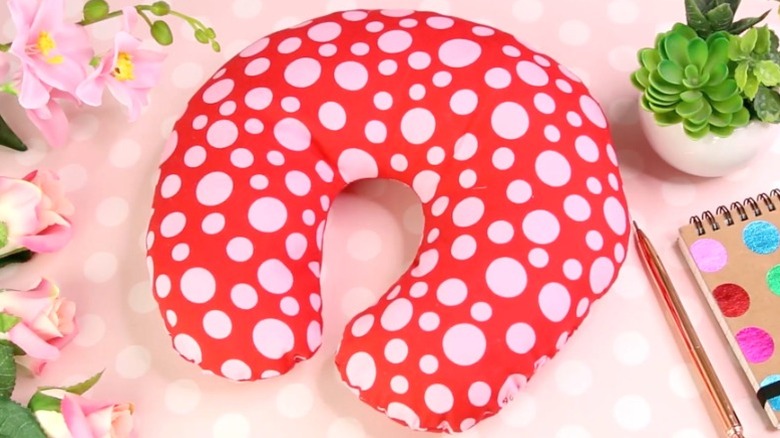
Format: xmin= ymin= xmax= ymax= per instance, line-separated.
xmin=24 ymin=91 xmax=70 ymax=148
xmin=77 ymin=7 xmax=165 ymax=121
xmin=0 ymin=170 xmax=73 ymax=257
xmin=35 ymin=394 xmax=134 ymax=438
xmin=8 ymin=0 xmax=92 ymax=110
xmin=0 ymin=279 xmax=77 ymax=369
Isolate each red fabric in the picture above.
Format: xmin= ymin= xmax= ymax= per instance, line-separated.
xmin=147 ymin=9 xmax=630 ymax=433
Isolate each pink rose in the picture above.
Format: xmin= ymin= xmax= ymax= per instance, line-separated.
xmin=35 ymin=394 xmax=134 ymax=438
xmin=0 ymin=279 xmax=77 ymax=373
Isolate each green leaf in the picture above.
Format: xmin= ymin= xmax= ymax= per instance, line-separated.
xmin=755 ymin=26 xmax=771 ymax=54
xmin=711 ymin=93 xmax=745 ymax=112
xmin=710 ymin=125 xmax=735 ymax=136
xmin=708 ymin=63 xmax=729 ymax=85
xmin=683 ymin=64 xmax=700 ymax=82
xmin=656 ymin=60 xmax=684 ymax=84
xmin=704 ymin=79 xmax=738 ymax=100
xmin=676 ymin=99 xmax=705 ymax=117
xmin=689 ymin=100 xmax=714 ymax=123
xmin=0 ymin=115 xmax=27 ymax=152
xmin=664 ymin=33 xmax=692 ymax=66
xmin=37 ymin=371 xmax=104 ymax=397
xmin=0 ymin=342 xmax=15 ymax=399
xmin=744 ymin=74 xmax=760 ymax=99
xmin=704 ymin=36 xmax=730 ymax=70
xmin=631 ymin=70 xmax=650 ymax=89
xmin=26 ymin=393 xmax=61 ymax=413
xmin=708 ymin=111 xmax=733 ymax=127
xmin=753 ymin=86 xmax=780 ymax=122
xmin=732 ymin=107 xmax=750 ymax=125
xmin=0 ymin=250 xmax=33 ymax=269
xmin=0 ymin=314 xmax=20 ymax=333
xmin=654 ymin=111 xmax=684 ymax=125
xmin=688 ymin=38 xmax=709 ymax=68
xmin=705 ymin=3 xmax=734 ymax=33
xmin=740 ymin=27 xmax=758 ymax=52
xmin=0 ymin=399 xmax=46 ymax=438
xmin=649 ymin=70 xmax=685 ymax=95
xmin=728 ymin=11 xmax=770 ymax=35
xmin=770 ymin=28 xmax=779 ymax=52
xmin=728 ymin=35 xmax=745 ymax=59
xmin=686 ymin=0 xmax=711 ymax=36
xmin=0 ymin=223 xmax=7 ymax=251
xmin=150 ymin=21 xmax=173 ymax=46
xmin=735 ymin=62 xmax=749 ymax=89
xmin=754 ymin=60 xmax=780 ymax=86
xmin=684 ymin=122 xmax=710 ymax=139
xmin=681 ymin=90 xmax=704 ymax=102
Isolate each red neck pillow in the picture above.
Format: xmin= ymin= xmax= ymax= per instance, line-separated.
xmin=147 ymin=9 xmax=629 ymax=433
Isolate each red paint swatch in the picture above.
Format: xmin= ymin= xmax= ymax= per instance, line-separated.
xmin=713 ymin=283 xmax=750 ymax=318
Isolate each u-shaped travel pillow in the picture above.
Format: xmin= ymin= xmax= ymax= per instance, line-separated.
xmin=147 ymin=9 xmax=629 ymax=433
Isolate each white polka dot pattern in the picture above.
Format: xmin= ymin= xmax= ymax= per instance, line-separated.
xmin=147 ymin=9 xmax=629 ymax=434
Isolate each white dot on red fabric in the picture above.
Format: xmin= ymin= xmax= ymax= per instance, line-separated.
xmin=576 ymin=298 xmax=590 ymax=318
xmin=378 ymin=30 xmax=413 ymax=54
xmin=556 ymin=78 xmax=573 ymax=93
xmin=528 ymin=247 xmax=549 ymax=268
xmin=267 ymin=150 xmax=285 ymax=166
xmin=280 ymin=296 xmax=300 ymax=316
xmin=207 ymin=120 xmax=239 ymax=149
xmin=274 ymin=118 xmax=311 ymax=151
xmin=307 ymin=321 xmax=322 ymax=352
xmin=301 ymin=210 xmax=315 ymax=226
xmin=245 ymin=87 xmax=273 ymax=111
xmin=338 ymin=148 xmax=379 ymax=183
xmin=284 ymin=58 xmax=322 ymax=88
xmin=227 ymin=237 xmax=254 ymax=262
xmin=319 ymin=102 xmax=347 ymax=130
xmin=507 ymin=179 xmax=532 ymax=204
xmin=534 ymin=93 xmax=556 ymax=114
xmin=544 ymin=125 xmax=561 ymax=142
xmin=381 ymin=298 xmax=414 ymax=331
xmin=381 ymin=9 xmax=414 ymax=17
xmin=249 ymin=197 xmax=287 ymax=232
xmin=587 ymin=177 xmax=602 ymax=194
xmin=374 ymin=92 xmax=393 ymax=110
xmin=285 ymin=233 xmax=307 ymax=260
xmin=615 ymin=243 xmax=626 ymax=263
xmin=384 ymin=338 xmax=409 ymax=364
xmin=335 ymin=61 xmax=369 ymax=91
xmin=351 ymin=42 xmax=370 ymax=56
xmin=608 ymin=173 xmax=619 ymax=190
xmin=203 ymin=310 xmax=232 ymax=339
xmin=452 ymin=197 xmax=485 ymax=227
xmin=196 ymin=172 xmax=233 ymax=206
xmin=284 ymin=171 xmax=311 ymax=197
xmin=563 ymin=259 xmax=583 ymax=281
xmin=230 ymin=148 xmax=254 ymax=168
xmin=427 ymin=146 xmax=445 ymax=165
xmin=181 ymin=267 xmax=216 ymax=303
xmin=308 ymin=21 xmax=342 ymax=42
xmin=450 ymin=89 xmax=478 ymax=115
xmin=173 ymin=334 xmax=202 ymax=364
xmin=408 ymin=51 xmax=431 ymax=69
xmin=431 ymin=196 xmax=449 ymax=217
xmin=245 ymin=118 xmax=264 ymax=134
xmin=342 ymin=10 xmax=368 ymax=21
xmin=281 ymin=97 xmax=300 ymax=113
xmin=391 ymin=375 xmax=409 ymax=394
xmin=202 ymin=212 xmax=225 ymax=234
xmin=419 ymin=355 xmax=439 ymax=374
xmin=485 ymin=67 xmax=511 ymax=89
xmin=606 ymin=143 xmax=618 ymax=166
xmin=345 ymin=352 xmax=377 ymax=390
xmin=378 ymin=60 xmax=398 ymax=75
xmin=172 ymin=243 xmax=189 ymax=261
xmin=586 ymin=230 xmax=604 ymax=251
xmin=155 ymin=275 xmax=171 ymax=298
xmin=471 ymin=302 xmax=492 ymax=321
xmin=492 ymin=147 xmax=515 ymax=170
xmin=390 ymin=154 xmax=408 ymax=171
xmin=319 ymin=44 xmax=337 ymax=57
xmin=492 ymin=102 xmax=529 ymax=140
xmin=160 ymin=212 xmax=186 ymax=238
xmin=575 ymin=135 xmax=600 ymax=162
xmin=250 ymin=174 xmax=269 ymax=190
xmin=486 ymin=257 xmax=527 ymax=298
xmin=387 ymin=285 xmax=402 ymax=301
xmin=580 ymin=95 xmax=608 ymax=128
xmin=401 ymin=108 xmax=436 ymax=144
xmin=567 ymin=111 xmax=583 ymax=127
xmin=443 ymin=323 xmax=486 ymax=366
xmin=459 ymin=169 xmax=477 ymax=189
xmin=412 ymin=170 xmax=441 ymax=203
xmin=539 ymin=283 xmax=571 ymax=322
xmin=488 ymin=220 xmax=514 ymax=244
xmin=432 ymin=71 xmax=452 ymax=87
xmin=522 ymin=210 xmax=560 ymax=244
xmin=427 ymin=16 xmax=454 ymax=29
xmin=424 ymin=384 xmax=453 ymax=414
xmin=261 ymin=370 xmax=280 ymax=379
xmin=453 ymin=133 xmax=478 ymax=160
xmin=503 ymin=45 xmax=521 ymax=57
xmin=366 ymin=21 xmax=384 ymax=32
xmin=436 ymin=278 xmax=468 ymax=306
xmin=410 ymin=282 xmax=428 ymax=298
xmin=439 ymin=39 xmax=482 ymax=68
xmin=409 ymin=84 xmax=426 ymax=100
xmin=221 ymin=359 xmax=251 ymax=381
xmin=184 ymin=145 xmax=207 ymax=167
xmin=590 ymin=257 xmax=616 ymax=294
xmin=245 ymin=58 xmax=271 ymax=76
xmin=468 ymin=381 xmax=491 ymax=407
xmin=257 ymin=259 xmax=293 ymax=294
xmin=419 ymin=312 xmax=440 ymax=331
xmin=203 ymin=79 xmax=234 ymax=104
xmin=240 ymin=37 xmax=269 ymax=58
xmin=253 ymin=319 xmax=294 ymax=359
xmin=506 ymin=322 xmax=536 ymax=354
xmin=365 ymin=120 xmax=387 ymax=143
xmin=315 ymin=160 xmax=335 ymax=183
xmin=351 ymin=314 xmax=374 ymax=337
xmin=219 ymin=101 xmax=236 ymax=116
xmin=604 ymin=196 xmax=627 ymax=235
xmin=516 ymin=61 xmax=549 ymax=86
xmin=473 ymin=25 xmax=495 ymax=36
xmin=564 ymin=195 xmax=591 ymax=221
xmin=231 ymin=284 xmax=257 ymax=310
xmin=451 ymin=235 xmax=477 ymax=260
xmin=535 ymin=151 xmax=571 ymax=187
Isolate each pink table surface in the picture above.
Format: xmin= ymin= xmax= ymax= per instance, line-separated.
xmin=2 ymin=0 xmax=780 ymax=437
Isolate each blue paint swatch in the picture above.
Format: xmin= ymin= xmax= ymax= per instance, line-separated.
xmin=743 ymin=220 xmax=780 ymax=255
xmin=761 ymin=375 xmax=780 ymax=411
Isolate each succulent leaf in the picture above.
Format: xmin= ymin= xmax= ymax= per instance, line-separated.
xmin=731 ymin=107 xmax=750 ymax=125
xmin=708 ymin=63 xmax=729 ymax=84
xmin=704 ymin=79 xmax=738 ymax=100
xmin=705 ymin=4 xmax=735 ymax=32
xmin=708 ymin=111 xmax=733 ymax=127
xmin=709 ymin=125 xmax=735 ymax=136
xmin=688 ymin=38 xmax=709 ymax=68
xmin=681 ymin=90 xmax=704 ymax=102
xmin=657 ymin=60 xmax=685 ymax=84
xmin=735 ymin=62 xmax=749 ymax=88
xmin=665 ymin=33 xmax=692 ymax=66
xmin=677 ymin=98 xmax=705 ymax=116
xmin=728 ymin=11 xmax=770 ymax=35
xmin=711 ymin=93 xmax=744 ymax=112
xmin=740 ymin=27 xmax=758 ymax=53
xmin=753 ymin=86 xmax=780 ymax=122
xmin=753 ymin=60 xmax=780 ymax=86
xmin=744 ymin=75 xmax=760 ymax=99
xmin=655 ymin=111 xmax=684 ymax=125
xmin=639 ymin=48 xmax=661 ymax=70
xmin=686 ymin=0 xmax=711 ymax=35
xmin=755 ymin=26 xmax=771 ymax=53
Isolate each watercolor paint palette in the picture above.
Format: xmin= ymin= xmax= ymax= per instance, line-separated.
xmin=678 ymin=190 xmax=780 ymax=428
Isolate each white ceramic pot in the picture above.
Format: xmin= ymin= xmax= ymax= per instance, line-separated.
xmin=637 ymin=105 xmax=780 ymax=177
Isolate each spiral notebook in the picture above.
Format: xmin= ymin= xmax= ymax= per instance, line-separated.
xmin=678 ymin=189 xmax=780 ymax=427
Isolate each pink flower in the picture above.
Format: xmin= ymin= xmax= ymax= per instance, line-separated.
xmin=24 ymin=92 xmax=70 ymax=148
xmin=8 ymin=0 xmax=92 ymax=109
xmin=0 ymin=53 xmax=10 ymax=81
xmin=77 ymin=7 xmax=165 ymax=121
xmin=35 ymin=394 xmax=134 ymax=438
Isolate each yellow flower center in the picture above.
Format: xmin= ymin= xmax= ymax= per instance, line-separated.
xmin=112 ymin=52 xmax=135 ymax=82
xmin=36 ymin=31 xmax=63 ymax=64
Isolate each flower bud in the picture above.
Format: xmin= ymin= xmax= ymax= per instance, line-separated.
xmin=194 ymin=29 xmax=209 ymax=44
xmin=82 ymin=0 xmax=109 ymax=22
xmin=151 ymin=21 xmax=173 ymax=46
xmin=211 ymin=41 xmax=221 ymax=52
xmin=150 ymin=1 xmax=171 ymax=16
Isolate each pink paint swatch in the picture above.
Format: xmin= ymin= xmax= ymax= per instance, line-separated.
xmin=736 ymin=326 xmax=775 ymax=363
xmin=689 ymin=238 xmax=728 ymax=273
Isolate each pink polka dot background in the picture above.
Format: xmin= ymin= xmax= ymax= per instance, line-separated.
xmin=1 ymin=0 xmax=779 ymax=436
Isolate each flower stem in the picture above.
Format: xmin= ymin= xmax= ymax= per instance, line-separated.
xmin=0 ymin=114 xmax=27 ymax=152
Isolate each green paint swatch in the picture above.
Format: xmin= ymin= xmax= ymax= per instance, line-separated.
xmin=767 ymin=265 xmax=780 ymax=296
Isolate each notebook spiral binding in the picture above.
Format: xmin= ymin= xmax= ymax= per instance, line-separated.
xmin=690 ymin=189 xmax=780 ymax=236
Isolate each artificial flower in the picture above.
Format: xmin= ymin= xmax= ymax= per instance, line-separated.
xmin=8 ymin=0 xmax=92 ymax=109
xmin=35 ymin=393 xmax=134 ymax=438
xmin=77 ymin=7 xmax=165 ymax=121
xmin=24 ymin=91 xmax=70 ymax=148
xmin=0 ymin=279 xmax=76 ymax=367
xmin=0 ymin=53 xmax=10 ymax=82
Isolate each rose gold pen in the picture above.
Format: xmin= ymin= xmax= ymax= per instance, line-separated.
xmin=632 ymin=221 xmax=745 ymax=438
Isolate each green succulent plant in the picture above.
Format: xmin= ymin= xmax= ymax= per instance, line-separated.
xmin=685 ymin=0 xmax=770 ymax=38
xmin=632 ymin=23 xmax=750 ymax=139
xmin=728 ymin=26 xmax=780 ymax=98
